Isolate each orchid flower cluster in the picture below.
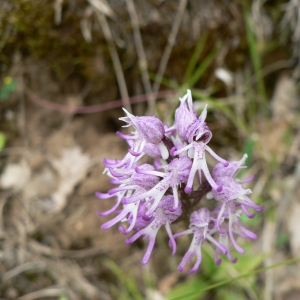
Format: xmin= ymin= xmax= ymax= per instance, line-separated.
xmin=97 ymin=90 xmax=264 ymax=273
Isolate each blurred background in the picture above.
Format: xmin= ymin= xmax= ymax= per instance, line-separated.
xmin=0 ymin=0 xmax=299 ymax=299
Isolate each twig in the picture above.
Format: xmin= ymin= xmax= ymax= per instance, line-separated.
xmin=0 ymin=195 xmax=9 ymax=237
xmin=2 ymin=261 xmax=47 ymax=281
xmin=125 ymin=0 xmax=155 ymax=114
xmin=0 ymin=23 xmax=12 ymax=54
xmin=92 ymin=7 xmax=132 ymax=113
xmin=17 ymin=286 xmax=66 ymax=300
xmin=27 ymin=237 xmax=124 ymax=259
xmin=262 ymin=220 xmax=276 ymax=300
xmin=54 ymin=0 xmax=63 ymax=25
xmin=87 ymin=0 xmax=115 ymax=18
xmin=25 ymin=89 xmax=176 ymax=114
xmin=152 ymin=0 xmax=187 ymax=96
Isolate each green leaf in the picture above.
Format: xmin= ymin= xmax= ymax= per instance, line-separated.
xmin=185 ymin=46 xmax=220 ymax=89
xmin=276 ymin=234 xmax=288 ymax=247
xmin=243 ymin=5 xmax=268 ymax=117
xmin=0 ymin=78 xmax=17 ymax=100
xmin=169 ymin=256 xmax=300 ymax=299
xmin=0 ymin=132 xmax=6 ymax=151
xmin=104 ymin=259 xmax=144 ymax=300
xmin=183 ymin=34 xmax=208 ymax=83
xmin=192 ymin=90 xmax=249 ymax=136
xmin=167 ymin=277 xmax=207 ymax=300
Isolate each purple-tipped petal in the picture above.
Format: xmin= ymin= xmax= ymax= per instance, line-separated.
xmin=141 ymin=236 xmax=156 ymax=265
xmin=185 ymin=186 xmax=193 ymax=194
xmin=228 ymin=224 xmax=246 ymax=254
xmin=116 ymin=131 xmax=135 ymax=140
xmin=214 ymin=249 xmax=222 ymax=266
xmin=170 ymin=147 xmax=177 ymax=156
xmin=129 ymin=148 xmax=142 ymax=156
xmin=241 ymin=204 xmax=255 ymax=218
xmin=95 ymin=192 xmax=113 ymax=199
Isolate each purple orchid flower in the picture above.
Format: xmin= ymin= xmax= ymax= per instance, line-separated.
xmin=212 ymin=153 xmax=254 ymax=183
xmin=174 ymin=90 xmax=212 ymax=144
xmin=98 ymin=89 xmax=264 ymax=272
xmin=212 ymin=202 xmax=257 ymax=255
xmin=173 ymin=208 xmax=226 ymax=273
xmin=98 ymin=164 xmax=160 ymax=231
xmin=125 ymin=195 xmax=182 ymax=265
xmin=122 ymin=157 xmax=192 ymax=216
xmin=173 ymin=140 xmax=228 ymax=193
xmin=118 ymin=109 xmax=169 ymax=159
xmin=212 ymin=176 xmax=264 ymax=222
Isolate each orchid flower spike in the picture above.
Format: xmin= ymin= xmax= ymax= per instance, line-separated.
xmin=119 ymin=109 xmax=169 ymax=160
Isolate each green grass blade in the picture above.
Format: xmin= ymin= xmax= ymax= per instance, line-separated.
xmin=105 ymin=259 xmax=144 ymax=300
xmin=185 ymin=46 xmax=219 ymax=89
xmin=183 ymin=33 xmax=208 ymax=83
xmin=148 ymin=71 xmax=179 ymax=89
xmin=167 ymin=277 xmax=207 ymax=300
xmin=192 ymin=90 xmax=249 ymax=136
xmin=243 ymin=7 xmax=268 ymax=117
xmin=169 ymin=256 xmax=300 ymax=300
xmin=0 ymin=132 xmax=6 ymax=151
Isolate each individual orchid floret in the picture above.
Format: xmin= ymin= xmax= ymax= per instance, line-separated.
xmin=122 ymin=157 xmax=192 ymax=216
xmin=173 ymin=141 xmax=228 ymax=193
xmin=103 ymin=151 xmax=142 ymax=177
xmin=213 ymin=202 xmax=257 ymax=253
xmin=119 ymin=109 xmax=169 ymax=159
xmin=97 ymin=164 xmax=160 ymax=229
xmin=214 ymin=229 xmax=238 ymax=265
xmin=100 ymin=184 xmax=155 ymax=233
xmin=96 ymin=189 xmax=127 ymax=217
xmin=174 ymin=90 xmax=212 ymax=144
xmin=212 ymin=153 xmax=249 ymax=179
xmin=121 ymin=203 xmax=153 ymax=233
xmin=104 ymin=164 xmax=160 ymax=196
xmin=212 ymin=176 xmax=264 ymax=221
xmin=125 ymin=196 xmax=182 ymax=265
xmin=101 ymin=201 xmax=141 ymax=233
xmin=173 ymin=208 xmax=226 ymax=273
xmin=173 ymin=89 xmax=197 ymax=140
xmin=120 ymin=163 xmax=161 ymax=191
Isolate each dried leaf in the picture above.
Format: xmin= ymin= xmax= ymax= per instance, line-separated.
xmin=0 ymin=160 xmax=31 ymax=191
xmin=48 ymin=147 xmax=93 ymax=212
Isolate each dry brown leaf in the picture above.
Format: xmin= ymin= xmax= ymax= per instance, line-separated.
xmin=0 ymin=159 xmax=31 ymax=191
xmin=48 ymin=147 xmax=93 ymax=212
